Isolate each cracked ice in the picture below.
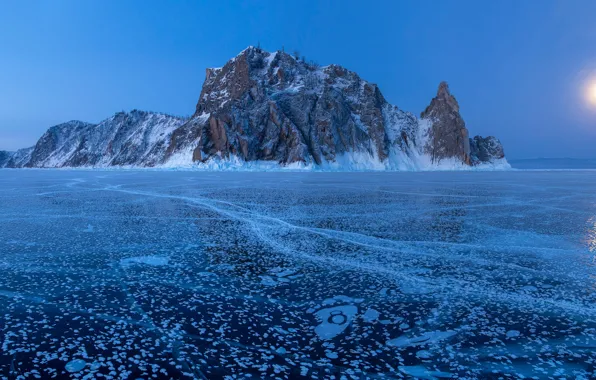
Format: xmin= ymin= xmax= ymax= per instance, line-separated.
xmin=1 ymin=170 xmax=596 ymax=379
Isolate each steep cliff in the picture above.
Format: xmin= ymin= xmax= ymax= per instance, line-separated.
xmin=163 ymin=47 xmax=420 ymax=169
xmin=418 ymin=81 xmax=507 ymax=168
xmin=420 ymin=82 xmax=471 ymax=165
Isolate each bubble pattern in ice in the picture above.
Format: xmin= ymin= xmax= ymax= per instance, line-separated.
xmin=1 ymin=170 xmax=596 ymax=379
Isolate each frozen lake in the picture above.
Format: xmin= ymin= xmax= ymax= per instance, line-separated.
xmin=1 ymin=170 xmax=595 ymax=379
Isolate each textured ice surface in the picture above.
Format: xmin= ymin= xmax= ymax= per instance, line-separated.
xmin=120 ymin=255 xmax=170 ymax=267
xmin=1 ymin=170 xmax=596 ymax=379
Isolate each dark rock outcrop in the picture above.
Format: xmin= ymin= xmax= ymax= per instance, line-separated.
xmin=164 ymin=47 xmax=413 ymax=166
xmin=469 ymin=136 xmax=505 ymax=165
xmin=420 ymin=82 xmax=471 ymax=165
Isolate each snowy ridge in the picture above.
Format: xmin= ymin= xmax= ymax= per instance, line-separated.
xmin=0 ymin=147 xmax=34 ymax=168
xmin=11 ymin=111 xmax=187 ymax=168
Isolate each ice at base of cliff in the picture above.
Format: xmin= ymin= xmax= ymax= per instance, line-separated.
xmin=6 ymin=153 xmax=511 ymax=172
xmin=156 ymin=150 xmax=511 ymax=172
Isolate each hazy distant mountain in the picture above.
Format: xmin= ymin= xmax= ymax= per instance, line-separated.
xmin=509 ymin=158 xmax=596 ymax=169
xmin=0 ymin=47 xmax=508 ymax=170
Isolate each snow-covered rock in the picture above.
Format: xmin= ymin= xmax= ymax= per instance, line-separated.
xmin=0 ymin=151 xmax=11 ymax=167
xmin=469 ymin=135 xmax=506 ymax=165
xmin=24 ymin=111 xmax=186 ymax=168
xmin=0 ymin=147 xmax=34 ymax=168
xmin=2 ymin=47 xmax=508 ymax=170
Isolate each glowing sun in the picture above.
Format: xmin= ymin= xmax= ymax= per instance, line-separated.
xmin=586 ymin=80 xmax=596 ymax=106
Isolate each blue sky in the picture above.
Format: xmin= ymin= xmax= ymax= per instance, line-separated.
xmin=1 ymin=0 xmax=596 ymax=158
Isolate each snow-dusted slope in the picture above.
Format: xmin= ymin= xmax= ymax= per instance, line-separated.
xmin=25 ymin=111 xmax=186 ymax=168
xmin=0 ymin=147 xmax=34 ymax=168
xmin=3 ymin=47 xmax=508 ymax=170
xmin=0 ymin=151 xmax=11 ymax=167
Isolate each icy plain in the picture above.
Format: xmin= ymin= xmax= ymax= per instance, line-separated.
xmin=0 ymin=170 xmax=595 ymax=379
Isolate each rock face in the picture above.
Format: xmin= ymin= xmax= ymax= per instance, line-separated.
xmin=1 ymin=47 xmax=507 ymax=170
xmin=165 ymin=47 xmax=418 ymax=167
xmin=420 ymin=82 xmax=471 ymax=165
xmin=0 ymin=151 xmax=11 ymax=167
xmin=469 ymin=135 xmax=505 ymax=165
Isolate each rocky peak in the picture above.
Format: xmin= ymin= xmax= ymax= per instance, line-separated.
xmin=435 ymin=81 xmax=459 ymax=112
xmin=420 ymin=81 xmax=471 ymax=165
xmin=195 ymin=47 xmax=315 ymax=116
xmin=168 ymin=46 xmax=400 ymax=166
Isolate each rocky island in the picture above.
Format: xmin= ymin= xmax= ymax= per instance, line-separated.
xmin=1 ymin=47 xmax=507 ymax=170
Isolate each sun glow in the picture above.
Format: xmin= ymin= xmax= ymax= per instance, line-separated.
xmin=586 ymin=80 xmax=596 ymax=106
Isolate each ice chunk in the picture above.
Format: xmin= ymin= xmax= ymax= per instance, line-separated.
xmin=314 ymin=305 xmax=358 ymax=340
xmin=416 ymin=350 xmax=432 ymax=359
xmin=325 ymin=351 xmax=338 ymax=359
xmin=65 ymin=359 xmax=87 ymax=373
xmin=362 ymin=308 xmax=380 ymax=323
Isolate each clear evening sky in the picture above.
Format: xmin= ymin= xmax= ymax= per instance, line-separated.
xmin=1 ymin=0 xmax=596 ymax=159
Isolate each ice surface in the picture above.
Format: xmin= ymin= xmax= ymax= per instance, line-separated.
xmin=120 ymin=255 xmax=170 ymax=267
xmin=387 ymin=330 xmax=457 ymax=348
xmin=1 ymin=170 xmax=596 ymax=378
